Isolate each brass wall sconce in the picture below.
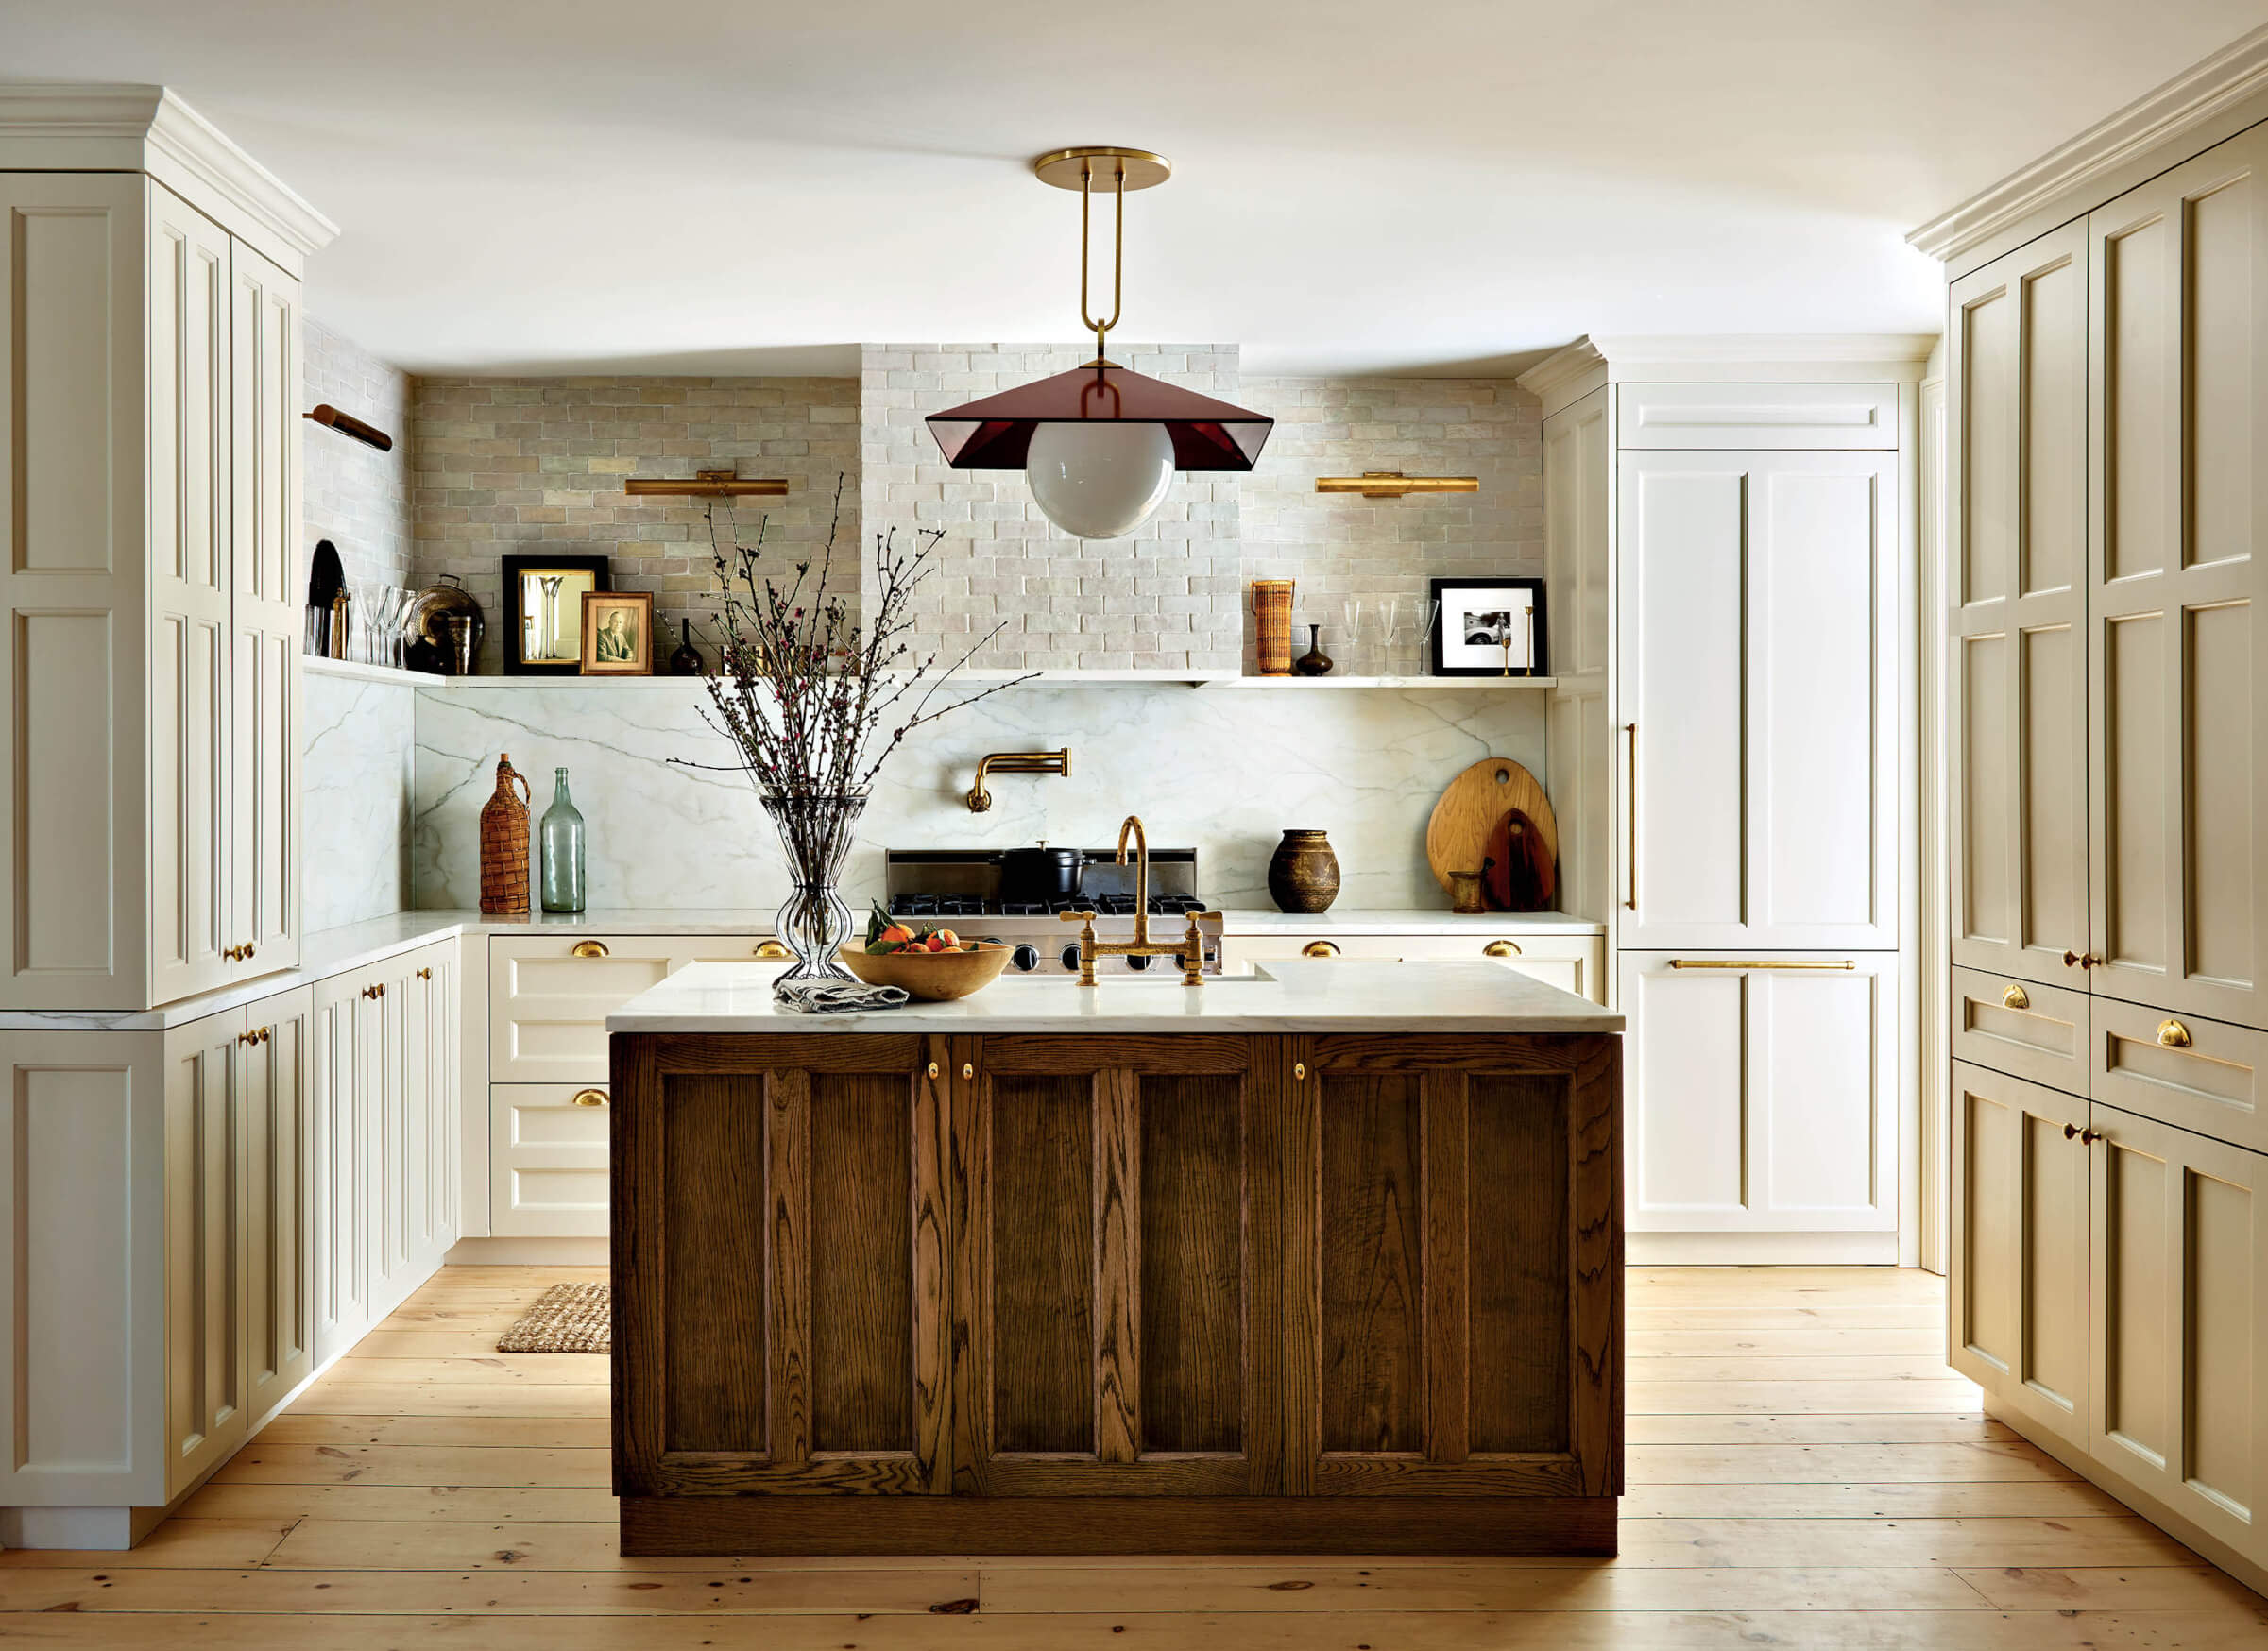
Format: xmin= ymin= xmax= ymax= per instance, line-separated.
xmin=303 ymin=403 xmax=394 ymax=452
xmin=1314 ymin=471 xmax=1478 ymax=498
xmin=968 ymin=748 xmax=1071 ymax=812
xmin=623 ymin=470 xmax=790 ymax=499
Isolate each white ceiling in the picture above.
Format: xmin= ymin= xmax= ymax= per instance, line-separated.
xmin=9 ymin=1 xmax=2264 ymax=376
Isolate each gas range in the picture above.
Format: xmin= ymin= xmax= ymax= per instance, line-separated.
xmin=883 ymin=847 xmax=1226 ymax=976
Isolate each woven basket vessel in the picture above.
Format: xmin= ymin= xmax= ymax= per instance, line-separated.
xmin=480 ymin=754 xmax=533 ymax=915
xmin=1252 ymin=579 xmax=1295 ymax=675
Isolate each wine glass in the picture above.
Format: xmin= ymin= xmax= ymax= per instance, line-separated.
xmin=1375 ymin=598 xmax=1404 ymax=680
xmin=1340 ymin=599 xmax=1365 ymax=676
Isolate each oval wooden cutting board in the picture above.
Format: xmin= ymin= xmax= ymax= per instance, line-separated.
xmin=1425 ymin=757 xmax=1559 ymax=903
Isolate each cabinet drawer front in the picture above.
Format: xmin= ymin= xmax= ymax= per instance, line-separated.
xmin=1951 ymin=966 xmax=2089 ymax=1096
xmin=489 ymin=937 xmax=680 ymax=1082
xmin=488 ymin=1083 xmax=609 ymax=1237
xmin=1224 ymin=934 xmax=1412 ymax=962
xmin=1617 ymin=382 xmax=1900 ymax=450
xmin=2091 ymin=998 xmax=2267 ymax=1156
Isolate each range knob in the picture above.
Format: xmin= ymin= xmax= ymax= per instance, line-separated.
xmin=1127 ymin=951 xmax=1153 ymax=972
xmin=1011 ymin=944 xmax=1040 ymax=973
xmin=1060 ymin=942 xmax=1084 ymax=972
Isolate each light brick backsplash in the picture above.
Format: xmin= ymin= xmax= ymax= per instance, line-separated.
xmin=304 ymin=318 xmax=413 ymax=596
xmin=1238 ymin=377 xmax=1543 ymax=675
xmin=409 ymin=377 xmax=861 ymax=673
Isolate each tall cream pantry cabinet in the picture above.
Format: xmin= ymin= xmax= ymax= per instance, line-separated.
xmin=1522 ymin=338 xmax=1929 ymax=1263
xmin=0 ymin=87 xmax=334 ymax=1014
xmin=1925 ymin=80 xmax=2268 ymax=1595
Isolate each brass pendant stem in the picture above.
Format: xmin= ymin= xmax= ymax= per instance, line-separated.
xmin=1078 ymin=155 xmax=1126 ymax=357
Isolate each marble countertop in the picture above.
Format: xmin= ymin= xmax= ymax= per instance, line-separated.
xmin=608 ymin=959 xmax=1624 ymax=1035
xmin=6 ymin=905 xmax=1607 ymax=1030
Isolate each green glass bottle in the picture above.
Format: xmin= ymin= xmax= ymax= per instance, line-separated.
xmin=539 ymin=767 xmax=587 ymax=913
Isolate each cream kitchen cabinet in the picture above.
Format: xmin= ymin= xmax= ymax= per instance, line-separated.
xmin=1948 ymin=1062 xmax=2091 ymax=1455
xmin=1947 ymin=222 xmax=2092 ymax=991
xmin=1620 ymin=951 xmax=1901 ymax=1258
xmin=1221 ymin=928 xmax=1606 ymax=1002
xmin=238 ymin=988 xmax=313 ymax=1436
xmin=1616 ymin=447 xmax=1900 ymax=952
xmin=489 ymin=1083 xmax=613 ymax=1238
xmin=313 ymin=939 xmax=461 ymax=1358
xmin=0 ymin=96 xmax=331 ymax=1014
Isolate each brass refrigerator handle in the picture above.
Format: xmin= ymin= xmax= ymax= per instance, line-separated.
xmin=1666 ymin=959 xmax=1858 ymax=971
xmin=1623 ymin=723 xmax=1637 ymax=911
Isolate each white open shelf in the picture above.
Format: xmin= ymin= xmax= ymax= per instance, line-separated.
xmin=1204 ymin=674 xmax=1558 ymax=690
xmin=334 ymin=662 xmax=1560 ymax=691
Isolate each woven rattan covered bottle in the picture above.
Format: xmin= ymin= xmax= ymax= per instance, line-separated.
xmin=479 ymin=754 xmax=533 ymax=915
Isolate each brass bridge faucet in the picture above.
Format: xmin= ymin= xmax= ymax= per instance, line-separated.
xmin=968 ymin=748 xmax=1070 ymax=812
xmin=1060 ymin=814 xmax=1223 ymax=987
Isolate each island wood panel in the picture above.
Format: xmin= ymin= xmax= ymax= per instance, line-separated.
xmin=949 ymin=1033 xmax=1277 ymax=1497
xmin=611 ymin=1033 xmax=946 ymax=1497
xmin=1287 ymin=1034 xmax=1622 ymax=1499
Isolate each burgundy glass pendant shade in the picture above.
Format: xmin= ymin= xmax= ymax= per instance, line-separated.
xmin=926 ymin=360 xmax=1273 ymax=472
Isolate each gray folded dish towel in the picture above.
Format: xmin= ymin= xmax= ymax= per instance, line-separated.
xmin=772 ymin=979 xmax=912 ymax=1014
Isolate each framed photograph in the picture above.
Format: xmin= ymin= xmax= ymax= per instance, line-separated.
xmin=580 ymin=590 xmax=655 ymax=676
xmin=1431 ymin=577 xmax=1547 ymax=677
xmin=503 ymin=554 xmax=610 ymax=674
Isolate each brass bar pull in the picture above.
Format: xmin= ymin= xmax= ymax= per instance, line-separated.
xmin=571 ymin=1089 xmax=607 ymax=1108
xmin=571 ymin=940 xmax=610 ymax=959
xmin=2157 ymin=1019 xmax=2192 ymax=1049
xmin=1666 ymin=959 xmax=1857 ymax=971
xmin=1624 ymin=723 xmax=1638 ymax=911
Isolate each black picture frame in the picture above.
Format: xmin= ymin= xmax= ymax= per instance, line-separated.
xmin=1430 ymin=577 xmax=1547 ymax=677
xmin=503 ymin=554 xmax=611 ymax=674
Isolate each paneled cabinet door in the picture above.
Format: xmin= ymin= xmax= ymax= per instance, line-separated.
xmin=1947 ymin=1063 xmax=2090 ymax=1452
xmin=410 ymin=946 xmax=460 ymax=1268
xmin=950 ymin=1035 xmax=1282 ymax=1496
xmin=2088 ymin=127 xmax=2268 ymax=1030
xmin=2088 ymin=1102 xmax=2268 ymax=1567
xmin=1616 ymin=448 xmax=1898 ymax=950
xmin=242 ymin=987 xmax=313 ymax=1431
xmin=1948 ymin=222 xmax=2092 ymax=988
xmin=310 ymin=975 xmax=368 ymax=1363
xmin=363 ymin=960 xmax=418 ymax=1323
xmin=162 ymin=1008 xmax=247 ymax=1501
xmin=225 ymin=239 xmax=302 ymax=976
xmin=145 ymin=187 xmax=234 ymax=1008
xmin=1620 ymin=953 xmax=1900 ymax=1238
xmin=1285 ymin=1035 xmax=1619 ymax=1497
xmin=612 ymin=1033 xmax=949 ymax=1496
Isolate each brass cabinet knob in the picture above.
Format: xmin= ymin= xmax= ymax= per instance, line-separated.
xmin=237 ymin=1030 xmax=257 ymax=1047
xmin=2062 ymin=949 xmax=2102 ymax=969
xmin=927 ymin=1061 xmax=941 ymax=1080
xmin=755 ymin=940 xmax=793 ymax=961
xmin=2079 ymin=1128 xmax=2102 ymax=1146
xmin=245 ymin=943 xmax=255 ymax=960
xmin=2157 ymin=1019 xmax=2192 ymax=1049
xmin=258 ymin=1026 xmax=270 ymax=1044
xmin=1293 ymin=1062 xmax=1307 ymax=1080
xmin=571 ymin=1089 xmax=607 ymax=1108
xmin=571 ymin=940 xmax=610 ymax=959
xmin=1301 ymin=941 xmax=1341 ymax=959
xmin=416 ymin=967 xmax=433 ymax=980
xmin=962 ymin=1063 xmax=975 ymax=1080
xmin=2002 ymin=983 xmax=2030 ymax=1010
xmin=2062 ymin=1122 xmax=2079 ymax=1139
xmin=1482 ymin=939 xmax=1523 ymax=958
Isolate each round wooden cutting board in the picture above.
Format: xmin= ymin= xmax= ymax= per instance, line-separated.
xmin=1424 ymin=757 xmax=1559 ymax=902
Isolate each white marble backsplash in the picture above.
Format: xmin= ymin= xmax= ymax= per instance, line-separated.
xmin=305 ymin=670 xmax=416 ymax=930
xmin=410 ymin=681 xmax=1547 ymax=915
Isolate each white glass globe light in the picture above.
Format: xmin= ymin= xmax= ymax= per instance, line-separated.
xmin=1025 ymin=420 xmax=1176 ymax=539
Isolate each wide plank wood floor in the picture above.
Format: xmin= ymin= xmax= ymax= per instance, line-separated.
xmin=6 ymin=1264 xmax=2263 ymax=1647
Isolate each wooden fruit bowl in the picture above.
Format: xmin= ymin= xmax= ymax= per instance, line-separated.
xmin=839 ymin=940 xmax=1012 ymax=1002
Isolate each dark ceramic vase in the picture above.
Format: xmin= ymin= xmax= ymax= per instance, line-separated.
xmin=1292 ymin=624 xmax=1333 ymax=676
xmin=1268 ymin=828 xmax=1341 ymax=913
xmin=666 ymin=618 xmax=704 ymax=676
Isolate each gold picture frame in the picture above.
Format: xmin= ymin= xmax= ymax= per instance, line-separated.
xmin=580 ymin=590 xmax=655 ymax=676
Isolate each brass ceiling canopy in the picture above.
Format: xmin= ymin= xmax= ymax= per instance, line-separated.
xmin=1032 ymin=146 xmax=1172 ymax=192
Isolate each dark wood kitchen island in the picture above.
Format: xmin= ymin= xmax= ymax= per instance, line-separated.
xmin=607 ymin=960 xmax=1622 ymax=1556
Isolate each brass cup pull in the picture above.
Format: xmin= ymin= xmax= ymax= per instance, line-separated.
xmin=755 ymin=940 xmax=793 ymax=961
xmin=571 ymin=940 xmax=610 ymax=959
xmin=1301 ymin=941 xmax=1341 ymax=959
xmin=1482 ymin=939 xmax=1523 ymax=958
xmin=571 ymin=1089 xmax=607 ymax=1108
xmin=2002 ymin=983 xmax=2031 ymax=1010
xmin=2157 ymin=1019 xmax=2192 ymax=1049
xmin=2062 ymin=1122 xmax=2079 ymax=1140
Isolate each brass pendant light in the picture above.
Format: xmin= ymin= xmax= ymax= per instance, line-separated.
xmin=925 ymin=147 xmax=1273 ymax=540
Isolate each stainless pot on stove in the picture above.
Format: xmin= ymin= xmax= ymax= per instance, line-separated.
xmin=995 ymin=843 xmax=1085 ymax=906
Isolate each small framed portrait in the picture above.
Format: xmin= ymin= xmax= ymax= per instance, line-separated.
xmin=503 ymin=554 xmax=610 ymax=674
xmin=1431 ymin=577 xmax=1547 ymax=677
xmin=580 ymin=590 xmax=655 ymax=676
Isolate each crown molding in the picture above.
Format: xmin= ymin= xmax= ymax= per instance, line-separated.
xmin=1515 ymin=338 xmax=1603 ymax=396
xmin=1907 ymin=25 xmax=2268 ymax=262
xmin=0 ymin=82 xmax=336 ymax=260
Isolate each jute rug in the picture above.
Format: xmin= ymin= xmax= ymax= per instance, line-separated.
xmin=496 ymin=1282 xmax=610 ymax=1353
